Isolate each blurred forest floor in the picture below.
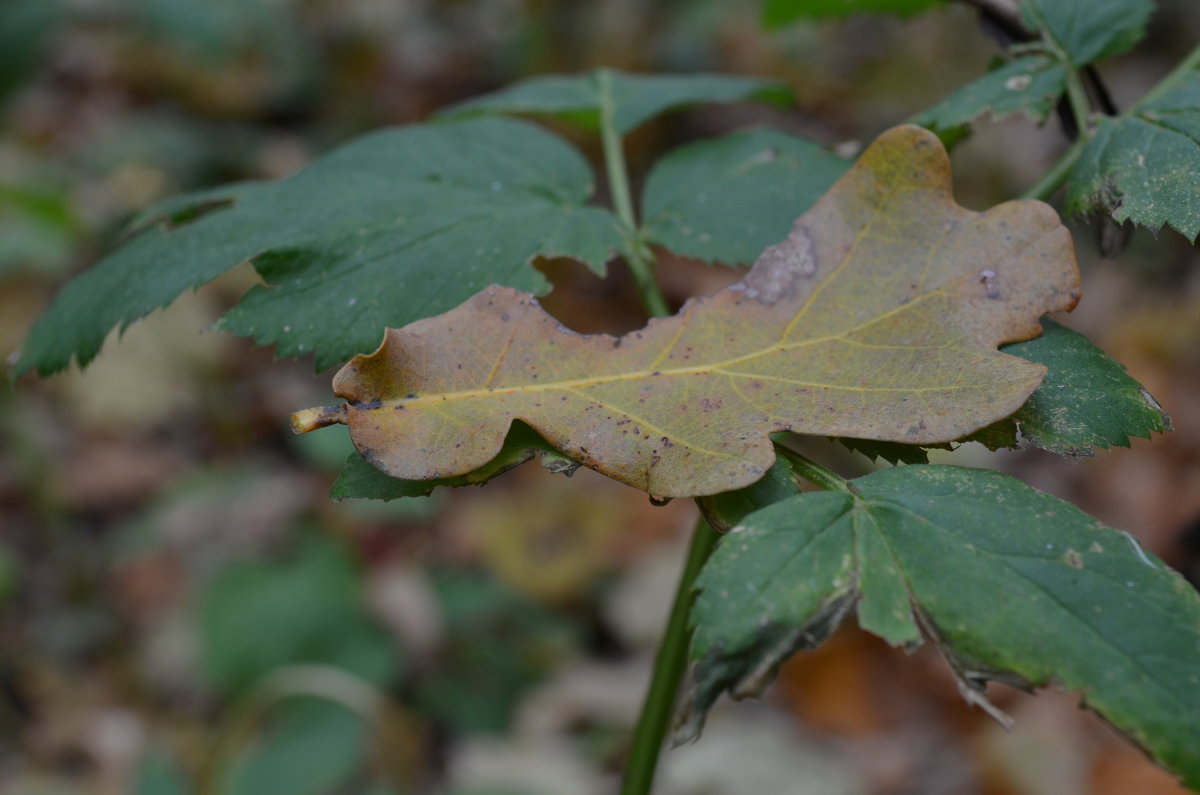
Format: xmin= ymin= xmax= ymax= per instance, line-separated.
xmin=2 ymin=1 xmax=1199 ymax=794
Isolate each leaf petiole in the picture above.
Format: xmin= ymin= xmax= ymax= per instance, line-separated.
xmin=1019 ymin=138 xmax=1084 ymax=200
xmin=1129 ymin=42 xmax=1200 ymax=113
xmin=774 ymin=444 xmax=853 ymax=493
xmin=596 ymin=68 xmax=672 ymax=319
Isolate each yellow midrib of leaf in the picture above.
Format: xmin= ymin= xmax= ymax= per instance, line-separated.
xmin=368 ymin=285 xmax=986 ymax=409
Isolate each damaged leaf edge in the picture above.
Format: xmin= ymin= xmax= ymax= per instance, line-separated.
xmin=673 ymin=590 xmax=858 ymax=746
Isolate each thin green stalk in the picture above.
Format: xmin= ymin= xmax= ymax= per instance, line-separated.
xmin=621 ymin=517 xmax=720 ymax=795
xmin=1019 ymin=139 xmax=1084 ymax=201
xmin=1130 ymin=42 xmax=1200 ymax=112
xmin=627 ymin=239 xmax=672 ymax=318
xmin=597 ymin=69 xmax=636 ymax=232
xmin=596 ymin=68 xmax=671 ymax=319
xmin=773 ymin=445 xmax=853 ymax=492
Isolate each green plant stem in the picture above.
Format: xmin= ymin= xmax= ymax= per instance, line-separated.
xmin=1020 ymin=139 xmax=1084 ymax=200
xmin=596 ymin=68 xmax=671 ymax=319
xmin=1130 ymin=42 xmax=1200 ymax=112
xmin=597 ymin=66 xmax=685 ymax=794
xmin=621 ymin=517 xmax=720 ymax=795
xmin=773 ymin=445 xmax=853 ymax=492
xmin=1019 ymin=4 xmax=1094 ymax=145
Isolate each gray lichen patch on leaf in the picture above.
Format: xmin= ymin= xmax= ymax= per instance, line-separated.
xmin=731 ymin=227 xmax=818 ymax=305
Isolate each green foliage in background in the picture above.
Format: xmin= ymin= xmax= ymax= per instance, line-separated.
xmin=12 ymin=1 xmax=1200 ymax=792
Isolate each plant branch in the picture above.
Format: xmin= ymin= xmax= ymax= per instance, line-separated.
xmin=596 ymin=68 xmax=672 ymax=319
xmin=621 ymin=516 xmax=720 ymax=795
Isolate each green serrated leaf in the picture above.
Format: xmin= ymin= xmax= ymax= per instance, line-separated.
xmin=966 ymin=320 xmax=1170 ymax=455
xmin=1003 ymin=320 xmax=1171 ymax=454
xmin=957 ymin=418 xmax=1019 ymax=450
xmin=640 ymin=129 xmax=848 ymax=265
xmin=685 ymin=465 xmax=1200 ymax=788
xmin=762 ymin=0 xmax=942 ymax=27
xmin=683 ymin=491 xmax=859 ymax=740
xmin=442 ymin=68 xmax=789 ymax=135
xmin=14 ymin=117 xmax=621 ymax=375
xmin=1021 ymin=0 xmax=1154 ymax=67
xmin=912 ymin=55 xmax=1067 ymax=137
xmin=835 ymin=437 xmax=931 ymax=464
xmin=331 ymin=422 xmax=559 ymax=501
xmin=1066 ymin=70 xmax=1200 ymax=242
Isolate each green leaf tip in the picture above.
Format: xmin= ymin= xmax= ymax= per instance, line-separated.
xmin=441 ymin=68 xmax=791 ymax=136
xmin=912 ymin=55 xmax=1067 ymax=140
xmin=1021 ymin=0 xmax=1154 ymax=68
xmin=1001 ymin=320 xmax=1172 ymax=455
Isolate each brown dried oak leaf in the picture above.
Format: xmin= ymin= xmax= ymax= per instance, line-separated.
xmin=293 ymin=125 xmax=1080 ymax=498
